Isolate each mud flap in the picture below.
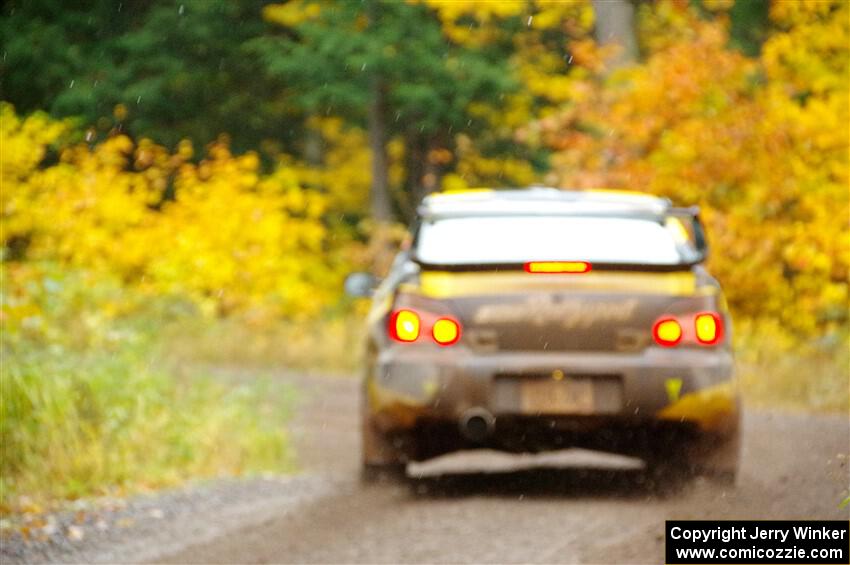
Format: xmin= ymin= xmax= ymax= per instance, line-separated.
xmin=361 ymin=384 xmax=410 ymax=481
xmin=361 ymin=415 xmax=409 ymax=483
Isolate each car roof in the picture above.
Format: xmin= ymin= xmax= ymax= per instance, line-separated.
xmin=418 ymin=187 xmax=672 ymax=219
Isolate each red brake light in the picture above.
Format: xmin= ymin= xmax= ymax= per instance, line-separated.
xmin=653 ymin=317 xmax=683 ymax=347
xmin=524 ymin=261 xmax=591 ymax=274
xmin=389 ymin=309 xmax=462 ymax=346
xmin=652 ymin=312 xmax=724 ymax=347
xmin=389 ymin=309 xmax=420 ymax=342
xmin=432 ymin=317 xmax=461 ymax=346
xmin=695 ymin=312 xmax=722 ymax=345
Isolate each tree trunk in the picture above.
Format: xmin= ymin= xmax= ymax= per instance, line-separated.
xmin=592 ymin=0 xmax=638 ymax=70
xmin=304 ymin=119 xmax=323 ymax=167
xmin=366 ymin=1 xmax=392 ymax=225
xmin=421 ymin=146 xmax=443 ymax=196
xmin=368 ymin=77 xmax=392 ymax=223
xmin=403 ymin=133 xmax=427 ymax=221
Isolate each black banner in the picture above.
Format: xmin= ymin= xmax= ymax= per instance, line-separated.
xmin=666 ymin=520 xmax=849 ymax=564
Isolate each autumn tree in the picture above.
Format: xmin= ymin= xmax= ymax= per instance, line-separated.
xmin=592 ymin=0 xmax=638 ymax=69
xmin=252 ymin=1 xmax=516 ymax=222
xmin=541 ymin=0 xmax=849 ymax=336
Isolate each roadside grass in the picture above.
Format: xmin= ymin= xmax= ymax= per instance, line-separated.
xmin=162 ymin=312 xmax=366 ymax=374
xmin=0 ymin=266 xmax=296 ymax=513
xmin=736 ymin=320 xmax=849 ymax=413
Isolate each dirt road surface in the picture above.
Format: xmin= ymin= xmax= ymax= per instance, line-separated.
xmin=158 ymin=372 xmax=849 ymax=564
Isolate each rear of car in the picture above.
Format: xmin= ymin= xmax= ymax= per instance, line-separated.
xmin=351 ymin=188 xmax=740 ymax=482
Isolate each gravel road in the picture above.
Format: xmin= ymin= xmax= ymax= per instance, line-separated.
xmin=161 ymin=372 xmax=849 ymax=564
xmin=5 ymin=371 xmax=848 ymax=564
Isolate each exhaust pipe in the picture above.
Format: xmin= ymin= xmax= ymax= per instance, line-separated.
xmin=459 ymin=408 xmax=495 ymax=443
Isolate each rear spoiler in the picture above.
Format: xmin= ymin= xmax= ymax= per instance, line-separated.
xmin=411 ymin=259 xmax=701 ymax=273
xmin=410 ymin=205 xmax=709 ymax=273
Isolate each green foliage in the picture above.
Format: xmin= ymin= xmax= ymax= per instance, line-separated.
xmin=254 ymin=2 xmax=515 ymax=138
xmin=0 ymin=0 xmax=296 ymax=153
xmin=727 ymin=0 xmax=770 ymax=55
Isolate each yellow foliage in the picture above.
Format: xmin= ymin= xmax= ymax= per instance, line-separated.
xmin=289 ymin=117 xmax=372 ymax=216
xmin=448 ymin=134 xmax=537 ymax=190
xmin=1 ymin=103 xmax=345 ymax=319
xmin=423 ymin=0 xmax=526 ymax=47
xmin=262 ymin=1 xmax=323 ymax=27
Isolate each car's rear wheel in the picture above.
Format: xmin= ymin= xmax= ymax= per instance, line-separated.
xmin=361 ymin=382 xmax=409 ymax=483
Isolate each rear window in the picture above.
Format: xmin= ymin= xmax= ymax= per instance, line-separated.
xmin=414 ymin=215 xmax=697 ymax=266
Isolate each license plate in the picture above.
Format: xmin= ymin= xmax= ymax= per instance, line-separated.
xmin=519 ymin=378 xmax=595 ymax=414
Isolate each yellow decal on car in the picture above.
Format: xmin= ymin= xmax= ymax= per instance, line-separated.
xmin=418 ymin=271 xmax=698 ymax=298
xmin=665 ymin=378 xmax=683 ymax=403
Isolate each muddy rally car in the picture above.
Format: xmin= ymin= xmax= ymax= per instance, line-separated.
xmin=345 ymin=188 xmax=740 ymax=483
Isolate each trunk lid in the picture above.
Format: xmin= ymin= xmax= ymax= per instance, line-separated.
xmin=417 ymin=269 xmax=704 ymax=353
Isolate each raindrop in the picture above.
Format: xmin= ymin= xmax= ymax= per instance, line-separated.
xmin=178 ymin=4 xmax=185 ymax=15
xmin=361 ymin=63 xmax=367 ymax=71
xmin=137 ymin=95 xmax=142 ymax=104
xmin=118 ymin=3 xmax=122 ymax=12
xmin=69 ymin=79 xmax=75 ymax=88
xmin=527 ymin=15 xmax=533 ymax=27
xmin=567 ymin=55 xmax=573 ymax=65
xmin=85 ymin=130 xmax=94 ymax=142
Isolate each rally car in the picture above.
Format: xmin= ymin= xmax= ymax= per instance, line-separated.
xmin=345 ymin=188 xmax=741 ymax=483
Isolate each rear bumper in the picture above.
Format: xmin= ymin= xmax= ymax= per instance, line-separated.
xmin=367 ymin=345 xmax=738 ymax=434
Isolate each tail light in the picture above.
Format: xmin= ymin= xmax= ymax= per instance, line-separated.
xmin=389 ymin=309 xmax=420 ymax=342
xmin=652 ymin=312 xmax=724 ymax=347
xmin=388 ymin=309 xmax=462 ymax=346
xmin=653 ymin=317 xmax=683 ymax=347
xmin=432 ymin=317 xmax=461 ymax=346
xmin=695 ymin=312 xmax=722 ymax=345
